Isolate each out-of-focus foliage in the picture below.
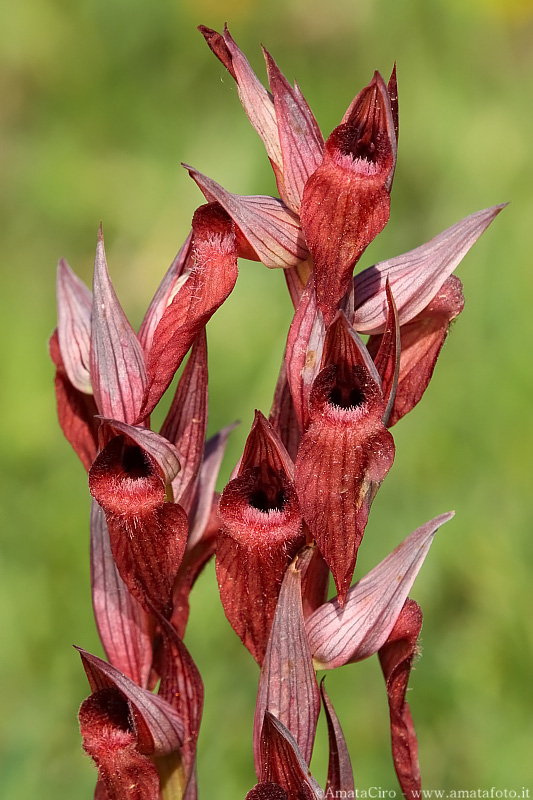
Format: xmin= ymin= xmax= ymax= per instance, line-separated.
xmin=1 ymin=0 xmax=532 ymax=797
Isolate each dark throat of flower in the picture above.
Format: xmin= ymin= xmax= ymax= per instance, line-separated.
xmin=121 ymin=442 xmax=154 ymax=480
xmin=326 ymin=363 xmax=368 ymax=412
xmin=247 ymin=466 xmax=287 ymax=514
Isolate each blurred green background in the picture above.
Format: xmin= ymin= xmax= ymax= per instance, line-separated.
xmin=1 ymin=0 xmax=532 ymax=796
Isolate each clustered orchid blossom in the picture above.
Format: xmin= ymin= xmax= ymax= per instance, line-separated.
xmin=51 ymin=24 xmax=503 ymax=800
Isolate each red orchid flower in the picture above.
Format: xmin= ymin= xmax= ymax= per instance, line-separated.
xmin=52 ymin=217 xmax=234 ymax=681
xmin=51 ymin=24 xmax=505 ymax=800
xmin=194 ymin=26 xmax=503 ymax=417
xmin=251 ymin=513 xmax=451 ymax=800
xmin=216 ymin=411 xmax=307 ymax=664
xmin=77 ymin=609 xmax=203 ymax=800
xmin=294 ymin=311 xmax=396 ymax=603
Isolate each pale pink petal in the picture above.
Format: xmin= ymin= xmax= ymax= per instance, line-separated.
xmin=186 ymin=166 xmax=308 ymax=268
xmin=199 ymin=26 xmax=283 ymax=175
xmin=285 ymin=278 xmax=326 ymax=431
xmin=187 ymin=422 xmax=237 ymax=549
xmin=306 ymin=512 xmax=454 ymax=669
xmin=90 ymin=227 xmax=147 ymax=422
xmin=254 ymin=548 xmax=320 ymax=774
xmin=352 ymin=205 xmax=506 ymax=334
xmin=56 ymin=258 xmax=93 ymax=393
xmin=264 ymin=49 xmax=324 ymax=213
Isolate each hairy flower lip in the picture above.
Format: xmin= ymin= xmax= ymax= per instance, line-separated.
xmin=78 ymin=686 xmax=162 ymax=800
xmin=309 ymin=311 xmax=386 ymax=431
xmin=89 ymin=435 xmax=165 ymax=518
xmin=96 ymin=418 xmax=182 ymax=487
xmin=295 ymin=314 xmax=394 ymax=603
xmin=219 ymin=470 xmax=302 ymax=550
xmin=301 ymin=133 xmax=392 ymax=324
xmin=245 ymin=783 xmax=289 ymax=800
xmin=77 ymin=646 xmax=185 ymax=755
xmin=79 ymin=686 xmax=135 ymax=747
xmin=309 ymin=364 xmax=380 ymax=434
xmin=216 ymin=412 xmax=305 ymax=664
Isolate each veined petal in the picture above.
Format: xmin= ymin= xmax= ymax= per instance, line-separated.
xmin=90 ymin=500 xmax=153 ymax=689
xmin=50 ymin=330 xmax=99 ymax=470
xmin=187 ymin=422 xmax=236 ymax=549
xmin=79 ymin=687 xmax=161 ymax=800
xmin=56 ymin=258 xmax=92 ymax=394
xmin=241 ymin=409 xmax=296 ymax=482
xmin=352 ymin=204 xmax=506 ymax=334
xmin=139 ymin=203 xmax=238 ymax=420
xmin=260 ymin=713 xmax=324 ymax=800
xmin=199 ymin=26 xmax=283 ymax=181
xmin=217 ymin=412 xmax=304 ymax=663
xmin=168 ymin=421 xmax=235 ymax=635
xmin=186 ymin=166 xmax=308 ymax=268
xmin=90 ymin=435 xmax=165 ymax=516
xmin=368 ymin=275 xmax=464 ymax=425
xmin=306 ymin=512 xmax=453 ymax=669
xmin=98 ymin=419 xmax=181 ymax=486
xmin=263 ymin=48 xmax=324 ymax=213
xmin=160 ymin=330 xmax=208 ymax=509
xmin=105 ymin=503 xmax=187 ymax=618
xmin=301 ymin=71 xmax=395 ymax=323
xmin=138 ymin=233 xmax=193 ymax=354
xmin=171 ymin=498 xmax=219 ymax=638
xmin=254 ymin=548 xmax=320 ymax=775
xmin=78 ymin=648 xmax=184 ymax=755
xmin=373 ymin=280 xmax=401 ymax=426
xmin=155 ymin=614 xmax=204 ymax=777
xmin=285 ymin=277 xmax=326 ymax=432
xmin=295 ymin=315 xmax=394 ymax=603
xmin=320 ymin=680 xmax=354 ymax=797
xmin=387 ymin=64 xmax=399 ymax=149
xmin=90 ymin=227 xmax=147 ymax=423
xmin=269 ymin=359 xmax=301 ymax=462
xmin=379 ymin=599 xmax=423 ymax=800
xmin=89 ymin=436 xmax=188 ymax=615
